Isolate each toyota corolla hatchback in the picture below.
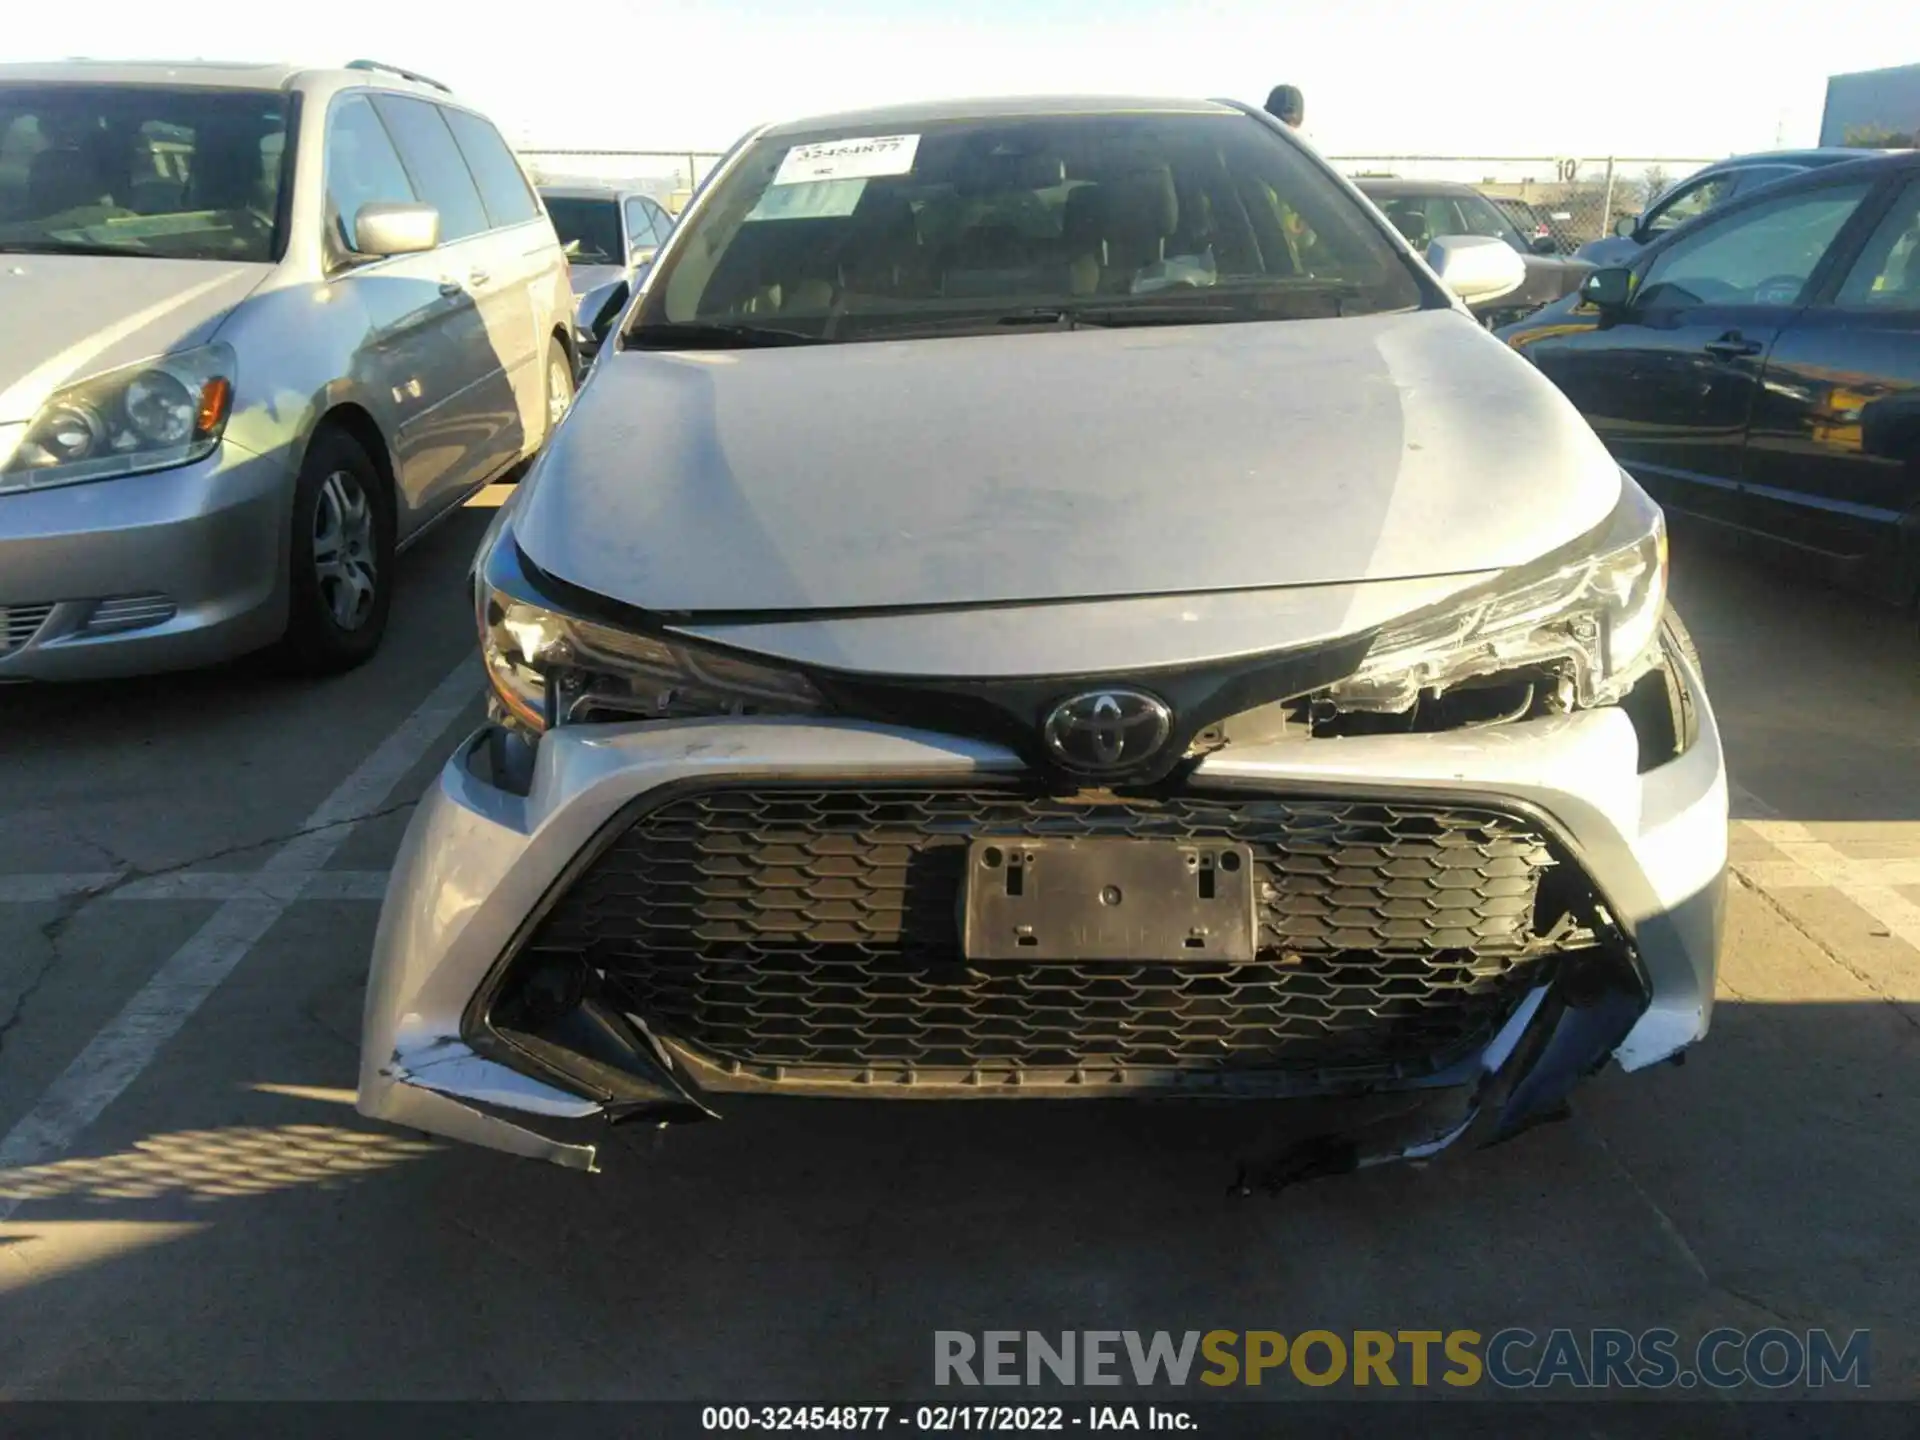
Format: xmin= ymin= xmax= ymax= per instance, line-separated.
xmin=360 ymin=97 xmax=1727 ymax=1178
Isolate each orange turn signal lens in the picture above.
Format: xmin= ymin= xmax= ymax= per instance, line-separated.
xmin=195 ymin=376 xmax=232 ymax=435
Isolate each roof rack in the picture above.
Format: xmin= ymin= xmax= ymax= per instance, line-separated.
xmin=344 ymin=59 xmax=451 ymax=93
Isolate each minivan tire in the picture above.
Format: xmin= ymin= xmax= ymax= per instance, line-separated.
xmin=281 ymin=427 xmax=395 ymax=674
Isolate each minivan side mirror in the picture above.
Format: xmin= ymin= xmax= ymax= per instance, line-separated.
xmin=1613 ymin=214 xmax=1639 ymax=239
xmin=1580 ymin=267 xmax=1634 ymax=315
xmin=353 ymin=201 xmax=440 ymax=256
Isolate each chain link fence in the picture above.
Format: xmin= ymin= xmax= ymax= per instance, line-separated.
xmin=515 ymin=148 xmax=1721 ymax=246
xmin=1327 ymin=156 xmax=1718 ymax=250
xmin=519 ymin=150 xmax=726 ymax=213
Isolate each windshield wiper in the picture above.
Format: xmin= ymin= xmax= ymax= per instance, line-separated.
xmin=626 ymin=321 xmax=823 ymax=350
xmin=0 ymin=238 xmax=152 ymax=257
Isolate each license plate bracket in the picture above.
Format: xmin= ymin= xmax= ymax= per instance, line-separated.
xmin=961 ymin=837 xmax=1258 ymax=963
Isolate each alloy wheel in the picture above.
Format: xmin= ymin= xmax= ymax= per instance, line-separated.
xmin=311 ymin=469 xmax=378 ymax=632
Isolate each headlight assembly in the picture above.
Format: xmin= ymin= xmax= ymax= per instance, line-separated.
xmin=477 ymin=529 xmax=827 ymax=733
xmin=1 ymin=343 xmax=236 ymax=494
xmin=1323 ymin=475 xmax=1668 ymax=714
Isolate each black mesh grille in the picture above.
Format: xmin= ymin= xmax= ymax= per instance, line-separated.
xmin=513 ymin=787 xmax=1576 ymax=1083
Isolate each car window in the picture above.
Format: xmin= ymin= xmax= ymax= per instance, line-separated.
xmin=545 ymin=195 xmax=622 ymax=263
xmin=1640 ymin=183 xmax=1872 ymax=308
xmin=368 ymin=94 xmax=488 ymax=241
xmin=648 ymin=199 xmax=674 ymax=240
xmin=639 ymin=112 xmax=1426 ymax=342
xmin=1835 ymin=180 xmax=1920 ymax=309
xmin=0 ymin=83 xmax=289 ymax=261
xmin=441 ymin=106 xmax=538 ymax=227
xmin=624 ymin=198 xmax=657 ymax=247
xmin=323 ymin=93 xmax=416 ymax=252
xmin=1645 ymin=173 xmax=1737 ymax=235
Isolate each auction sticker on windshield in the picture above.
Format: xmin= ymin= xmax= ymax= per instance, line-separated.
xmin=773 ymin=134 xmax=920 ymax=186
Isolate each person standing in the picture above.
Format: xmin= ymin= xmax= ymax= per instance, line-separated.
xmin=1264 ymin=85 xmax=1304 ymax=129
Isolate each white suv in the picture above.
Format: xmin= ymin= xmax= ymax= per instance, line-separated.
xmin=0 ymin=60 xmax=575 ymax=677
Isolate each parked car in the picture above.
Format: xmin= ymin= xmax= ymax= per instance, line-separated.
xmin=538 ymin=182 xmax=675 ymax=365
xmin=1575 ymin=149 xmax=1884 ymax=268
xmin=1492 ymin=196 xmax=1579 ymax=255
xmin=359 ymin=95 xmax=1725 ymax=1181
xmin=0 ymin=59 xmax=576 ymax=679
xmin=1358 ymin=178 xmax=1591 ymax=326
xmin=1502 ymin=151 xmax=1920 ymax=606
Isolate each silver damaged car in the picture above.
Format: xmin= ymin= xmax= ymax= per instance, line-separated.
xmin=360 ymin=97 xmax=1728 ymax=1178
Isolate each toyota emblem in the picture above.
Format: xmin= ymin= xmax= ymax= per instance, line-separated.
xmin=1042 ymin=689 xmax=1174 ymax=773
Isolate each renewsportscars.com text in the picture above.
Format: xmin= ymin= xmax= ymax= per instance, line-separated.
xmin=934 ymin=1328 xmax=1870 ymax=1390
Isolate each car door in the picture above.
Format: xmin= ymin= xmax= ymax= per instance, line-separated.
xmin=369 ymin=92 xmax=521 ymax=502
xmin=1742 ymin=174 xmax=1920 ymax=598
xmin=441 ymin=103 xmax=557 ymax=453
xmin=322 ymin=91 xmax=498 ymax=534
xmin=1526 ymin=179 xmax=1874 ymax=526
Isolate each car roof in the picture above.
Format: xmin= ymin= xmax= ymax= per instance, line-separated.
xmin=759 ymin=94 xmax=1240 ymax=137
xmin=538 ymin=183 xmax=652 ymax=202
xmin=1705 ymin=147 xmax=1896 ymax=171
xmin=1354 ymin=178 xmax=1484 ymax=198
xmin=0 ymin=58 xmax=453 ymax=100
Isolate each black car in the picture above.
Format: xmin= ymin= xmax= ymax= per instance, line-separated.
xmin=1500 ymin=151 xmax=1920 ymax=605
xmin=1357 ymin=178 xmax=1591 ymax=326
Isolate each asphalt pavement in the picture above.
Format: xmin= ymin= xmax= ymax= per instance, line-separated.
xmin=1 ymin=500 xmax=1917 ymax=1418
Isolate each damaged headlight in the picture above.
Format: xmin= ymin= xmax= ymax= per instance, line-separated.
xmin=477 ymin=528 xmax=828 ymax=733
xmin=1324 ymin=476 xmax=1668 ymax=714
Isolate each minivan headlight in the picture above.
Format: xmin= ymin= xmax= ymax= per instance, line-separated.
xmin=477 ymin=531 xmax=827 ymax=732
xmin=1324 ymin=476 xmax=1668 ymax=713
xmin=1 ymin=344 xmax=236 ymax=493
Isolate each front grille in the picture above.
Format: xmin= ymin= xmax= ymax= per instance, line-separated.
xmin=515 ymin=787 xmax=1582 ymax=1085
xmin=0 ymin=603 xmax=55 ymax=654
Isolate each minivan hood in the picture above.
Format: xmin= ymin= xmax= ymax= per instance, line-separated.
xmin=513 ymin=308 xmax=1622 ymax=615
xmin=0 ymin=255 xmax=269 ymax=422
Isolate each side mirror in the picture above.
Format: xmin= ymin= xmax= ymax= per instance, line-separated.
xmin=581 ymin=279 xmax=631 ymax=346
xmin=353 ymin=201 xmax=440 ymax=256
xmin=1580 ymin=267 xmax=1634 ymax=315
xmin=1613 ymin=214 xmax=1639 ymax=239
xmin=1529 ymin=233 xmax=1559 ymax=256
xmin=1426 ymin=234 xmax=1526 ymax=306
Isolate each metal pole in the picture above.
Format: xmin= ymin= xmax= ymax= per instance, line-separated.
xmin=1600 ymin=157 xmax=1617 ymax=244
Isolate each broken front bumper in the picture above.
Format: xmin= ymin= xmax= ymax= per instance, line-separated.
xmin=358 ymin=646 xmax=1725 ymax=1173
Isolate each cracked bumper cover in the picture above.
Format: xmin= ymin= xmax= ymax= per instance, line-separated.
xmin=358 ymin=646 xmax=1725 ymax=1172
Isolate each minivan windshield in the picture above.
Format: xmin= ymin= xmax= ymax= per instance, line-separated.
xmin=0 ymin=84 xmax=290 ymax=263
xmin=630 ymin=110 xmax=1427 ymax=344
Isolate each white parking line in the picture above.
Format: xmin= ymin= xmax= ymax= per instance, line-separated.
xmin=0 ymin=663 xmax=479 ymax=1221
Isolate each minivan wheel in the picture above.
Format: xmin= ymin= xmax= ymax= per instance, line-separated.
xmin=282 ymin=427 xmax=394 ymax=673
xmin=545 ymin=336 xmax=575 ymax=434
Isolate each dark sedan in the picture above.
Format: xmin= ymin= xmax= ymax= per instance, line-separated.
xmin=1501 ymin=151 xmax=1920 ymax=606
xmin=1357 ymin=178 xmax=1591 ymax=326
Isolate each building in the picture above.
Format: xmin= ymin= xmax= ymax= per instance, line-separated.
xmin=1820 ymin=62 xmax=1920 ymax=147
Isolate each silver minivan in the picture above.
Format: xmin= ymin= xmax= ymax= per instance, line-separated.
xmin=0 ymin=60 xmax=575 ymax=678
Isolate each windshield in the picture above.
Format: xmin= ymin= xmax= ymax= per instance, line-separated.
xmin=544 ymin=195 xmax=623 ymax=265
xmin=630 ymin=111 xmax=1426 ymax=343
xmin=0 ymin=84 xmax=290 ymax=262
xmin=1368 ymin=189 xmax=1527 ymax=253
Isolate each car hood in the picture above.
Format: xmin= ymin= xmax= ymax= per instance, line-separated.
xmin=513 ymin=307 xmax=1623 ymax=616
xmin=0 ymin=255 xmax=270 ymax=423
xmin=568 ymin=262 xmax=627 ymax=297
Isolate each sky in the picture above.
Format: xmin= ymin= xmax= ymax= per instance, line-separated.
xmin=6 ymin=0 xmax=1918 ymax=162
